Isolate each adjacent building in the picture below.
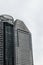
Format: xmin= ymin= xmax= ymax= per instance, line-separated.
xmin=0 ymin=15 xmax=14 ymax=65
xmin=0 ymin=15 xmax=33 ymax=65
xmin=14 ymin=19 xmax=33 ymax=65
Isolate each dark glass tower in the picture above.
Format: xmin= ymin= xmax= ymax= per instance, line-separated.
xmin=0 ymin=15 xmax=14 ymax=65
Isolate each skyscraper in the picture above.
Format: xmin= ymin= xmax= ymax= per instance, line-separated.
xmin=0 ymin=15 xmax=33 ymax=65
xmin=0 ymin=15 xmax=14 ymax=65
xmin=14 ymin=19 xmax=33 ymax=65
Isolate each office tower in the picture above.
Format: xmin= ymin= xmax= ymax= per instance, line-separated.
xmin=14 ymin=19 xmax=33 ymax=65
xmin=0 ymin=15 xmax=14 ymax=65
xmin=0 ymin=14 xmax=33 ymax=65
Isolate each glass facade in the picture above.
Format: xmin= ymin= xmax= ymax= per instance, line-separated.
xmin=4 ymin=22 xmax=14 ymax=65
xmin=0 ymin=22 xmax=3 ymax=65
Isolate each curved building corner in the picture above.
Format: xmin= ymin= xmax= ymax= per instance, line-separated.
xmin=14 ymin=19 xmax=33 ymax=65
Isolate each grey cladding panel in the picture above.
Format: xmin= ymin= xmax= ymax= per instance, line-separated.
xmin=15 ymin=30 xmax=32 ymax=65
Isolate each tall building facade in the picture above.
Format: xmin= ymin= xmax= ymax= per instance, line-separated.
xmin=0 ymin=15 xmax=14 ymax=65
xmin=0 ymin=15 xmax=33 ymax=65
xmin=14 ymin=19 xmax=33 ymax=65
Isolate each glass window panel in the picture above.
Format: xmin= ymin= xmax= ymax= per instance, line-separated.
xmin=5 ymin=23 xmax=14 ymax=65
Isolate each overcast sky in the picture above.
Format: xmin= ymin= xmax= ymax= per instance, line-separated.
xmin=0 ymin=0 xmax=43 ymax=65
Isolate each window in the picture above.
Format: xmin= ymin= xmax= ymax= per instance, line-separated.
xmin=4 ymin=22 xmax=14 ymax=65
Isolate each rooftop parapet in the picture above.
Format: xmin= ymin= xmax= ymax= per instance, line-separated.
xmin=0 ymin=14 xmax=14 ymax=25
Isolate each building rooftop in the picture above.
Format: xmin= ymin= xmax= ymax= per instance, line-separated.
xmin=0 ymin=14 xmax=14 ymax=25
xmin=14 ymin=19 xmax=31 ymax=34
